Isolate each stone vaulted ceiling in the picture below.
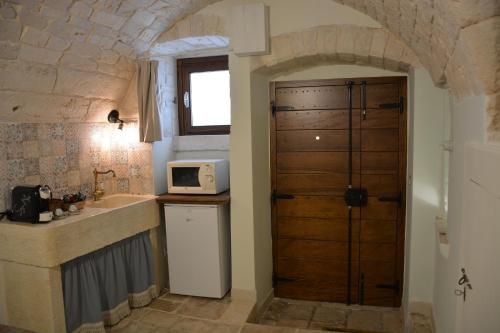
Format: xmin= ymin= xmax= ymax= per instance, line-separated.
xmin=0 ymin=0 xmax=220 ymax=123
xmin=0 ymin=0 xmax=498 ymax=129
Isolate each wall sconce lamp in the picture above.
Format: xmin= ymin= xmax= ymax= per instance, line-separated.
xmin=107 ymin=110 xmax=124 ymax=130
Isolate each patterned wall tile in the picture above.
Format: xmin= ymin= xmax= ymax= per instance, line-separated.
xmin=23 ymin=141 xmax=39 ymax=159
xmin=7 ymin=160 xmax=25 ymax=180
xmin=50 ymin=124 xmax=65 ymax=140
xmin=65 ymin=139 xmax=79 ymax=155
xmin=0 ymin=122 xmax=154 ymax=209
xmin=21 ymin=124 xmax=38 ymax=141
xmin=54 ymin=156 xmax=68 ymax=173
xmin=6 ymin=124 xmax=23 ymax=143
xmin=116 ymin=178 xmax=129 ymax=193
xmin=24 ymin=158 xmax=39 ymax=177
xmin=6 ymin=142 xmax=23 ymax=160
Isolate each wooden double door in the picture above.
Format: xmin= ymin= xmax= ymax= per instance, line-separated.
xmin=270 ymin=77 xmax=407 ymax=307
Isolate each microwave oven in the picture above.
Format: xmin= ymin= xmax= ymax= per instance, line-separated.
xmin=167 ymin=159 xmax=229 ymax=194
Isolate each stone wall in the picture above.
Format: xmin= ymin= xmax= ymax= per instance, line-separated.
xmin=251 ymin=25 xmax=420 ymax=74
xmin=0 ymin=122 xmax=153 ymax=212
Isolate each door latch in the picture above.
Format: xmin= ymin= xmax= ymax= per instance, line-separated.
xmin=344 ymin=187 xmax=368 ymax=207
xmin=455 ymin=268 xmax=473 ymax=302
xmin=378 ymin=191 xmax=402 ymax=207
xmin=271 ymin=190 xmax=295 ymax=203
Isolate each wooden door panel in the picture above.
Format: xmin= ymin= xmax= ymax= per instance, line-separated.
xmin=272 ymin=77 xmax=406 ymax=307
xmin=277 ymin=173 xmax=359 ymax=196
xmin=278 ymin=217 xmax=360 ymax=242
xmin=361 ymin=174 xmax=398 ymax=195
xmin=277 ymin=196 xmax=360 ymax=219
xmin=360 ymin=220 xmax=397 ymax=243
xmin=277 ymin=239 xmax=359 ymax=260
xmin=361 ymin=152 xmax=398 ymax=174
xmin=361 ymin=109 xmax=399 ymax=129
xmin=277 ymin=130 xmax=360 ymax=152
xmin=362 ymin=197 xmax=398 ymax=220
xmin=277 ymin=258 xmax=357 ymax=281
xmin=361 ymin=261 xmax=398 ymax=306
xmin=277 ymin=109 xmax=361 ymax=130
xmin=361 ymin=129 xmax=398 ymax=152
xmin=278 ymin=152 xmax=360 ymax=174
xmin=365 ymin=84 xmax=399 ymax=108
xmin=276 ymin=280 xmax=357 ymax=303
xmin=276 ymin=86 xmax=360 ymax=110
xmin=360 ymin=243 xmax=396 ymax=261
xmin=361 ymin=293 xmax=396 ymax=307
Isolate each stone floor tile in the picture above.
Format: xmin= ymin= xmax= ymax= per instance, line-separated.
xmin=241 ymin=323 xmax=297 ymax=333
xmin=311 ymin=305 xmax=348 ymax=326
xmin=159 ymin=291 xmax=190 ymax=303
xmin=347 ymin=309 xmax=384 ymax=331
xmin=258 ymin=318 xmax=278 ymax=326
xmin=176 ymin=296 xmax=232 ymax=320
xmin=127 ymin=307 xmax=152 ymax=321
xmin=166 ymin=317 xmax=240 ymax=333
xmin=149 ymin=298 xmax=181 ymax=313
xmin=139 ymin=309 xmax=180 ymax=328
xmin=412 ymin=323 xmax=433 ymax=333
xmin=383 ymin=311 xmax=403 ymax=333
xmin=219 ymin=299 xmax=255 ymax=325
xmin=0 ymin=324 xmax=26 ymax=333
xmin=107 ymin=320 xmax=156 ymax=333
xmin=263 ymin=299 xmax=315 ymax=322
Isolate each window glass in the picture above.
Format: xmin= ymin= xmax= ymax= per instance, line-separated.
xmin=190 ymin=70 xmax=231 ymax=127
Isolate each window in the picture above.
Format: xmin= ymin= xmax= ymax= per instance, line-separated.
xmin=177 ymin=56 xmax=230 ymax=135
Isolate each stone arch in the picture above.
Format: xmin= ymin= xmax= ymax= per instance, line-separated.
xmin=150 ymin=14 xmax=229 ymax=56
xmin=250 ymin=25 xmax=420 ymax=75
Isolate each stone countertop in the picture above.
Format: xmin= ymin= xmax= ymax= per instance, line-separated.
xmin=156 ymin=191 xmax=230 ymax=205
xmin=0 ymin=194 xmax=160 ymax=267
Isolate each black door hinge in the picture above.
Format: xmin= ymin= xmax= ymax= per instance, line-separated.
xmin=379 ymin=96 xmax=404 ymax=113
xmin=271 ymin=190 xmax=295 ymax=203
xmin=378 ymin=191 xmax=402 ymax=207
xmin=376 ymin=280 xmax=400 ymax=294
xmin=272 ymin=272 xmax=297 ymax=286
xmin=271 ymin=102 xmax=294 ymax=117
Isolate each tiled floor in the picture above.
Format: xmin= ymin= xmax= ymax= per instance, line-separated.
xmin=255 ymin=298 xmax=403 ymax=333
xmin=1 ymin=292 xmax=428 ymax=333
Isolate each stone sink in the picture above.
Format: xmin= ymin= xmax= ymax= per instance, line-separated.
xmin=87 ymin=194 xmax=147 ymax=209
xmin=0 ymin=194 xmax=166 ymax=333
xmin=0 ymin=194 xmax=160 ymax=268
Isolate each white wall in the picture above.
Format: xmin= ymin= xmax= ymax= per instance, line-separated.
xmin=433 ymin=94 xmax=486 ymax=333
xmin=406 ymin=68 xmax=448 ymax=308
xmin=173 ymin=135 xmax=229 ymax=160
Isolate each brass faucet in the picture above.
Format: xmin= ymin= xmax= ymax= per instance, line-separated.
xmin=92 ymin=168 xmax=116 ymax=201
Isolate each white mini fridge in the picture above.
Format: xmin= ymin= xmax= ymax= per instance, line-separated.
xmin=164 ymin=204 xmax=231 ymax=298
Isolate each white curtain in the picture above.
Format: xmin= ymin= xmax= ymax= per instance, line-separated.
xmin=137 ymin=60 xmax=162 ymax=142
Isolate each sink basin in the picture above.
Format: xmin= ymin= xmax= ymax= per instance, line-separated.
xmin=87 ymin=194 xmax=148 ymax=209
xmin=0 ymin=194 xmax=158 ymax=267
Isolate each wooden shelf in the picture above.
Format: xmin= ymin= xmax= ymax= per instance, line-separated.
xmin=156 ymin=191 xmax=230 ymax=205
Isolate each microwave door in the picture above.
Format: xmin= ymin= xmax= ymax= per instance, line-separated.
xmin=172 ymin=167 xmax=201 ymax=187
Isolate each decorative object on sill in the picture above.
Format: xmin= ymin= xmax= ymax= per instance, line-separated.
xmin=61 ymin=231 xmax=157 ymax=333
xmin=441 ymin=140 xmax=454 ymax=151
xmin=107 ymin=110 xmax=125 ymax=130
xmin=137 ymin=60 xmax=162 ymax=142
